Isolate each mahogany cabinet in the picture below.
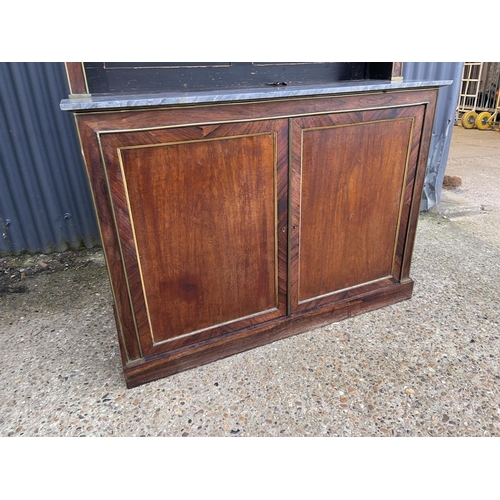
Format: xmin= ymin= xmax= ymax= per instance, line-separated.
xmin=61 ymin=63 xmax=444 ymax=387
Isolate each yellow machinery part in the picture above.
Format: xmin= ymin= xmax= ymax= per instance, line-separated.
xmin=462 ymin=110 xmax=477 ymax=129
xmin=475 ymin=111 xmax=492 ymax=130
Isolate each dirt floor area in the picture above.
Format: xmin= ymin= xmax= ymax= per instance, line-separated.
xmin=0 ymin=125 xmax=499 ymax=440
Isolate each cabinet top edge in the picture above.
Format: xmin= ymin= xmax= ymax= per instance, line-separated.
xmin=60 ymin=79 xmax=451 ymax=112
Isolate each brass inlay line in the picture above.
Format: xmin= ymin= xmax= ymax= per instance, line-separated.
xmin=103 ymin=63 xmax=233 ymax=70
xmin=81 ymin=62 xmax=90 ymax=94
xmin=391 ymin=116 xmax=416 ymax=279
xmin=297 ymin=126 xmax=304 ymax=308
xmin=286 ymin=118 xmax=293 ymax=315
xmin=301 ymin=116 xmax=411 ymax=132
xmin=99 ymin=103 xmax=430 ymax=134
xmin=63 ymin=63 xmax=72 ymax=95
xmin=115 ymin=131 xmax=281 ymax=346
xmin=65 ymin=63 xmax=90 ymax=96
xmin=117 ymin=148 xmax=155 ymax=348
xmin=401 ymin=102 xmax=433 ymax=276
xmin=297 ymin=276 xmax=394 ymax=305
xmin=79 ymin=96 xmax=428 ymax=123
xmin=73 ymin=118 xmax=140 ymax=363
xmin=297 ymin=116 xmax=414 ymax=305
xmin=273 ymin=131 xmax=279 ymax=310
xmin=152 ymin=308 xmax=280 ymax=346
xmin=96 ymin=133 xmax=144 ymax=359
xmin=118 ymin=132 xmax=274 ymax=151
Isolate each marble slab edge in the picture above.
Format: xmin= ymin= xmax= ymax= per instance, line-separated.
xmin=60 ymin=80 xmax=452 ymax=112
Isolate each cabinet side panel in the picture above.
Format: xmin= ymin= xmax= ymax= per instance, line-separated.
xmin=299 ymin=118 xmax=413 ymax=302
xmin=74 ymin=117 xmax=143 ymax=362
xmin=401 ymin=93 xmax=439 ymax=279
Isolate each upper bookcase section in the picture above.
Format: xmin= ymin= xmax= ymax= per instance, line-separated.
xmin=65 ymin=62 xmax=403 ymax=97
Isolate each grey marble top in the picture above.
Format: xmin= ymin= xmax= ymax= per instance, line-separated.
xmin=60 ymin=79 xmax=452 ymax=111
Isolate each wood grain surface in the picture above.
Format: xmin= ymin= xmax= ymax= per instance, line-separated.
xmin=97 ymin=120 xmax=288 ymax=356
xmin=73 ymin=88 xmax=439 ymax=386
xmin=65 ymin=63 xmax=88 ymax=95
xmin=291 ymin=107 xmax=423 ymax=312
xmin=121 ymin=133 xmax=279 ymax=341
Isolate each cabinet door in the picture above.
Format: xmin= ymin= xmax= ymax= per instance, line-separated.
xmin=98 ymin=119 xmax=288 ymax=357
xmin=290 ymin=105 xmax=425 ymax=312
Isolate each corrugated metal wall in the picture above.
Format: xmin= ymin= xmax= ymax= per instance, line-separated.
xmin=0 ymin=62 xmax=99 ymax=254
xmin=403 ymin=62 xmax=464 ymax=210
xmin=0 ymin=62 xmax=462 ymax=255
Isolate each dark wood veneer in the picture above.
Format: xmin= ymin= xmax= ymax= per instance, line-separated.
xmin=292 ymin=107 xmax=422 ymax=311
xmin=71 ymin=86 xmax=438 ymax=387
xmin=65 ymin=62 xmax=88 ymax=95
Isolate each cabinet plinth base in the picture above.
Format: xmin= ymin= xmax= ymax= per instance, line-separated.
xmin=123 ymin=280 xmax=413 ymax=388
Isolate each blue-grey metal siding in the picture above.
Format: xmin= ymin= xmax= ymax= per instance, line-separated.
xmin=0 ymin=62 xmax=99 ymax=254
xmin=0 ymin=62 xmax=462 ymax=255
xmin=403 ymin=62 xmax=463 ymax=210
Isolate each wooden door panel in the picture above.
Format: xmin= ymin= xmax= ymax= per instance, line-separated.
xmin=99 ymin=119 xmax=288 ymax=355
xmin=291 ymin=106 xmax=425 ymax=312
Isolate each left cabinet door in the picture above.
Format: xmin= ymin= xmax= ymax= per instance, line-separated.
xmin=89 ymin=118 xmax=289 ymax=359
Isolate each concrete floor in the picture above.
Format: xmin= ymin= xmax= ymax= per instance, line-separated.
xmin=1 ymin=124 xmax=499 ymax=438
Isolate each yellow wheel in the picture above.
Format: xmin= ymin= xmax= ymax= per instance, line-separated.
xmin=475 ymin=111 xmax=492 ymax=130
xmin=462 ymin=111 xmax=477 ymax=129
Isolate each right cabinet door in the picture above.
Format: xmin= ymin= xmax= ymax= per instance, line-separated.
xmin=290 ymin=104 xmax=426 ymax=313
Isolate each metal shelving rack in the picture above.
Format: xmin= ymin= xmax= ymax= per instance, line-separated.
xmin=456 ymin=62 xmax=483 ymax=128
xmin=456 ymin=62 xmax=500 ymax=130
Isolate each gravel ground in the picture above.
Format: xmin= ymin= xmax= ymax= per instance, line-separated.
xmin=1 ymin=125 xmax=499 ymax=439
